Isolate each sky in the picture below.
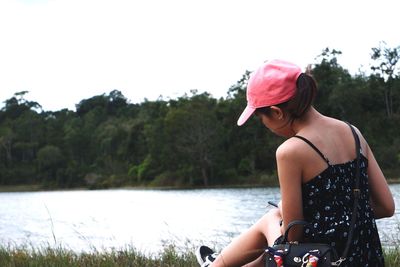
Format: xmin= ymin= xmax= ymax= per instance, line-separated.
xmin=0 ymin=0 xmax=399 ymax=111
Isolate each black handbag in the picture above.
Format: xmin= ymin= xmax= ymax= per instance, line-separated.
xmin=265 ymin=220 xmax=342 ymax=267
xmin=265 ymin=124 xmax=361 ymax=267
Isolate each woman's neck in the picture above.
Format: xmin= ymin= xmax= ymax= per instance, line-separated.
xmin=290 ymin=107 xmax=324 ymax=134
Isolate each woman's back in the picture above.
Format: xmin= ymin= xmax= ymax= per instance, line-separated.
xmin=295 ymin=121 xmax=384 ymax=266
xmin=286 ymin=116 xmax=367 ymax=184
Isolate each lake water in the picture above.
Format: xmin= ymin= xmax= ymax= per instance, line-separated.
xmin=0 ymin=185 xmax=399 ymax=254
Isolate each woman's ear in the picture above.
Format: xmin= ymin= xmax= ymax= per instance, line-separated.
xmin=269 ymin=106 xmax=285 ymax=120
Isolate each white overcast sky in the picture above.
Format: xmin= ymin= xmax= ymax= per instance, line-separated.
xmin=0 ymin=0 xmax=399 ymax=111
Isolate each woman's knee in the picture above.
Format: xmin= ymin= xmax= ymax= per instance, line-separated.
xmin=253 ymin=208 xmax=282 ymax=244
xmin=252 ymin=209 xmax=280 ymax=233
xmin=259 ymin=208 xmax=281 ymax=224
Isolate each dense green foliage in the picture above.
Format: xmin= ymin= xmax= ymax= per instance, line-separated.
xmin=1 ymin=45 xmax=399 ymax=189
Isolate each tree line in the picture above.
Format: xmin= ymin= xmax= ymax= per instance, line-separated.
xmin=0 ymin=45 xmax=399 ymax=189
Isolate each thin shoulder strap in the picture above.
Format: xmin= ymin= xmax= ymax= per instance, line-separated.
xmin=293 ymin=135 xmax=330 ymax=164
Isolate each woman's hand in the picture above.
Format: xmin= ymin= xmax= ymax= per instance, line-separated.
xmin=277 ymin=200 xmax=285 ymax=234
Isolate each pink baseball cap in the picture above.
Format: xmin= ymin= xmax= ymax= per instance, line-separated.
xmin=237 ymin=59 xmax=302 ymax=126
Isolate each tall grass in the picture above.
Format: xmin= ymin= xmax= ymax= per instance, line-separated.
xmin=0 ymin=245 xmax=198 ymax=267
xmin=0 ymin=244 xmax=398 ymax=266
xmin=3 ymin=220 xmax=396 ymax=266
xmin=384 ymin=247 xmax=400 ymax=266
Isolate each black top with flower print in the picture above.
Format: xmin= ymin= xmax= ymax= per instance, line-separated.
xmin=296 ymin=136 xmax=384 ymax=267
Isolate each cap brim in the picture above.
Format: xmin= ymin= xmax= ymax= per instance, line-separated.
xmin=237 ymin=106 xmax=256 ymax=126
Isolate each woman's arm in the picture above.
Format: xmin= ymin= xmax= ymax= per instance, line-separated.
xmin=276 ymin=141 xmax=304 ymax=241
xmin=366 ymin=142 xmax=395 ymax=219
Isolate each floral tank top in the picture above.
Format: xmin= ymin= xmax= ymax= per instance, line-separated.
xmin=296 ymin=134 xmax=384 ymax=266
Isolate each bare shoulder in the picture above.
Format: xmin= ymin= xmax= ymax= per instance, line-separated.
xmin=276 ymin=137 xmax=306 ymax=162
xmin=323 ymin=117 xmax=369 ymax=155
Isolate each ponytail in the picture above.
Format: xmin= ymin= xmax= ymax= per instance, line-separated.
xmin=288 ymin=73 xmax=317 ymax=118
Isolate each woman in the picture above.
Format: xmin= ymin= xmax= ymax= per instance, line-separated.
xmin=196 ymin=59 xmax=395 ymax=267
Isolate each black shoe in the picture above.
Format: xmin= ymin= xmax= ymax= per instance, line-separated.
xmin=195 ymin=245 xmax=218 ymax=267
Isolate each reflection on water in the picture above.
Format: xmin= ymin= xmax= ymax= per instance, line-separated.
xmin=0 ymin=185 xmax=398 ymax=253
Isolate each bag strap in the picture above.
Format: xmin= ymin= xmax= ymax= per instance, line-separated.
xmin=340 ymin=122 xmax=361 ymax=259
xmin=282 ymin=220 xmax=309 ymax=241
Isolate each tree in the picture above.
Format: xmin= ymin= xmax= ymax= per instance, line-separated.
xmin=370 ymin=41 xmax=400 ymax=118
xmin=37 ymin=145 xmax=64 ymax=185
xmin=127 ymin=99 xmax=169 ymax=183
xmin=164 ymin=93 xmax=222 ymax=186
xmin=0 ymin=125 xmax=14 ymax=168
xmin=93 ymin=118 xmax=130 ymax=175
xmin=1 ymin=91 xmax=42 ymax=120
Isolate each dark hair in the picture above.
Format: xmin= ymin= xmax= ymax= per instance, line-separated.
xmin=255 ymin=73 xmax=317 ymax=120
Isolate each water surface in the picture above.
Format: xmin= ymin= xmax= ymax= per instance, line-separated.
xmin=0 ymin=186 xmax=398 ymax=253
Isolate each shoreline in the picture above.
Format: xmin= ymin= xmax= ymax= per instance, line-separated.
xmin=0 ymin=183 xmax=278 ymax=192
xmin=0 ymin=178 xmax=399 ymax=193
